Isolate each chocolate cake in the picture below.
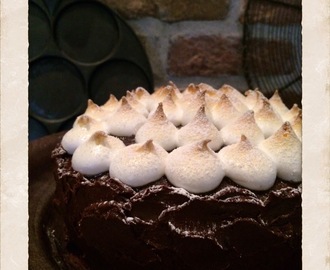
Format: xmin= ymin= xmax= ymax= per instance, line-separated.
xmin=51 ymin=83 xmax=302 ymax=269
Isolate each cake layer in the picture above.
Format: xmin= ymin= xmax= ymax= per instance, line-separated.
xmin=52 ymin=144 xmax=301 ymax=270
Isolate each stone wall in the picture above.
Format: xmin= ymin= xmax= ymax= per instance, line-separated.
xmin=100 ymin=0 xmax=301 ymax=92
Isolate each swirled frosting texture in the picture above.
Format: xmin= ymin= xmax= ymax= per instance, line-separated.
xmin=61 ymin=83 xmax=302 ymax=193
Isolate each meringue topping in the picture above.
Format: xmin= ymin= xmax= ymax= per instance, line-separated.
xmin=168 ymin=81 xmax=183 ymax=99
xmin=110 ymin=140 xmax=168 ymax=187
xmin=220 ymin=110 xmax=264 ymax=146
xmin=259 ymin=122 xmax=302 ymax=182
xmin=61 ymin=82 xmax=302 ymax=192
xmin=102 ymin=94 xmax=120 ymax=113
xmin=198 ymin=83 xmax=218 ymax=100
xmin=61 ymin=115 xmax=108 ymax=154
xmin=244 ymin=89 xmax=262 ymax=109
xmin=218 ymin=135 xmax=277 ymax=190
xmin=133 ymin=87 xmax=152 ymax=111
xmin=84 ymin=99 xmax=108 ymax=121
xmin=72 ymin=131 xmax=125 ymax=176
xmin=290 ymin=110 xmax=302 ymax=141
xmin=211 ymin=94 xmax=242 ymax=129
xmin=135 ymin=103 xmax=178 ymax=151
xmin=125 ymin=91 xmax=149 ymax=117
xmin=177 ymin=105 xmax=223 ymax=151
xmin=165 ymin=140 xmax=225 ymax=193
xmin=269 ymin=90 xmax=289 ymax=117
xmin=253 ymin=97 xmax=283 ymax=138
xmin=282 ymin=104 xmax=301 ymax=122
xmin=219 ymin=84 xmax=248 ymax=113
xmin=154 ymin=91 xmax=182 ymax=126
xmin=180 ymin=88 xmax=206 ymax=126
xmin=106 ymin=97 xmax=147 ymax=136
xmin=152 ymin=85 xmax=172 ymax=103
xmin=183 ymin=83 xmax=199 ymax=95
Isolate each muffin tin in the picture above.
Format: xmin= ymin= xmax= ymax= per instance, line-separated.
xmin=29 ymin=0 xmax=154 ymax=140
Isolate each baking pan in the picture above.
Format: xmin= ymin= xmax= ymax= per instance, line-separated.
xmin=29 ymin=0 xmax=154 ymax=140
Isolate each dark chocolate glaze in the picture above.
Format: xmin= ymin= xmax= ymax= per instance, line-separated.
xmin=51 ymin=140 xmax=302 ymax=270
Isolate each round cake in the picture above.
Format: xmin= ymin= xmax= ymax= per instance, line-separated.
xmin=51 ymin=82 xmax=302 ymax=270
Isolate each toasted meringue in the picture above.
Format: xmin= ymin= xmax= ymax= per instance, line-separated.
xmin=106 ymin=97 xmax=147 ymax=136
xmin=125 ymin=91 xmax=149 ymax=117
xmin=218 ymin=135 xmax=277 ymax=190
xmin=244 ymin=89 xmax=264 ymax=109
xmin=259 ymin=122 xmax=302 ymax=182
xmin=282 ymin=104 xmax=301 ymax=122
xmin=61 ymin=115 xmax=108 ymax=154
xmin=290 ymin=110 xmax=302 ymax=141
xmin=102 ymin=94 xmax=121 ymax=113
xmin=198 ymin=83 xmax=218 ymax=100
xmin=183 ymin=83 xmax=199 ymax=96
xmin=211 ymin=94 xmax=243 ymax=129
xmin=165 ymin=140 xmax=225 ymax=193
xmin=72 ymin=131 xmax=125 ymax=176
xmin=180 ymin=87 xmax=206 ymax=126
xmin=177 ymin=105 xmax=223 ymax=151
xmin=152 ymin=85 xmax=173 ymax=104
xmin=110 ymin=140 xmax=168 ymax=187
xmin=151 ymin=91 xmax=183 ymax=126
xmin=219 ymin=84 xmax=248 ymax=113
xmin=133 ymin=87 xmax=153 ymax=111
xmin=168 ymin=81 xmax=183 ymax=99
xmin=269 ymin=90 xmax=289 ymax=117
xmin=254 ymin=97 xmax=283 ymax=138
xmin=84 ymin=99 xmax=108 ymax=121
xmin=220 ymin=110 xmax=264 ymax=146
xmin=135 ymin=103 xmax=178 ymax=151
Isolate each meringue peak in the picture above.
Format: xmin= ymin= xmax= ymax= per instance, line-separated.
xmin=211 ymin=94 xmax=242 ymax=129
xmin=238 ymin=134 xmax=253 ymax=147
xmin=86 ymin=99 xmax=99 ymax=110
xmin=153 ymin=85 xmax=172 ymax=102
xmin=134 ymin=87 xmax=150 ymax=99
xmin=278 ymin=121 xmax=297 ymax=138
xmin=254 ymin=97 xmax=283 ymax=138
xmin=159 ymin=93 xmax=182 ymax=126
xmin=150 ymin=103 xmax=167 ymax=122
xmin=218 ymin=135 xmax=277 ymax=190
xmin=165 ymin=141 xmax=225 ymax=193
xmin=283 ymin=104 xmax=301 ymax=122
xmin=198 ymin=83 xmax=217 ymax=96
xmin=220 ymin=110 xmax=264 ymax=146
xmin=120 ymin=96 xmax=132 ymax=110
xmin=76 ymin=115 xmax=94 ymax=128
xmin=103 ymin=94 xmax=119 ymax=109
xmin=118 ymin=96 xmax=143 ymax=114
xmin=135 ymin=103 xmax=178 ymax=151
xmin=177 ymin=105 xmax=223 ymax=150
xmin=184 ymin=83 xmax=199 ymax=95
xmin=110 ymin=142 xmax=168 ymax=187
xmin=84 ymin=99 xmax=107 ymax=120
xmin=269 ymin=90 xmax=289 ymax=116
xmin=71 ymin=130 xmax=125 ymax=176
xmin=244 ymin=89 xmax=264 ymax=109
xmin=91 ymin=131 xmax=109 ymax=146
xmin=219 ymin=85 xmax=248 ymax=113
xmin=137 ymin=139 xmax=156 ymax=153
xmin=197 ymin=139 xmax=212 ymax=151
xmin=108 ymin=96 xmax=147 ymax=136
xmin=259 ymin=121 xmax=302 ymax=182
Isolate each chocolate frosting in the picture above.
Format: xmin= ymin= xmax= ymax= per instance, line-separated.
xmin=51 ymin=141 xmax=301 ymax=270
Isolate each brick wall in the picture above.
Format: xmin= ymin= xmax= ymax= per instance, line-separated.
xmin=100 ymin=0 xmax=301 ymax=92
